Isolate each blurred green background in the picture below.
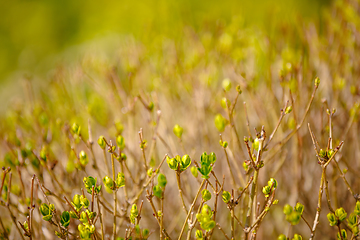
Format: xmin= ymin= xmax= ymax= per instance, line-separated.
xmin=0 ymin=0 xmax=330 ymax=84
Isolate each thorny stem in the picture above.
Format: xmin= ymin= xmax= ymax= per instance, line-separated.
xmin=178 ymin=179 xmax=206 ymax=240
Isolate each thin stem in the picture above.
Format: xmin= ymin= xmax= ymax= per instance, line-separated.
xmin=176 ymin=171 xmax=188 ymax=214
xmin=178 ymin=179 xmax=206 ymax=240
xmin=111 ymin=152 xmax=117 ymax=240
xmin=309 ymin=167 xmax=326 ymax=240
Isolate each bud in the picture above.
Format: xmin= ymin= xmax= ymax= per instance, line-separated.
xmin=97 ymin=136 xmax=106 ymax=149
xmin=236 ymin=85 xmax=242 ymax=94
xmin=115 ymin=172 xmax=125 ymax=188
xmin=116 ymin=135 xmax=125 ymax=150
xmin=268 ymin=178 xmax=278 ymax=189
xmin=157 ymin=173 xmax=167 ymax=188
xmin=180 ymin=154 xmax=191 ymax=171
xmin=201 ymin=189 xmax=212 ymax=201
xmin=173 ymin=124 xmax=183 ymax=138
xmin=166 ymin=156 xmax=178 ymax=171
xmin=222 ymin=191 xmax=231 ymax=203
xmin=314 ymin=77 xmax=320 ymax=87
xmin=283 ymin=204 xmax=293 ymax=215
xmin=335 ymin=207 xmax=347 ymax=222
xmin=221 ymin=97 xmax=231 ymax=109
xmin=327 ymin=212 xmax=338 ymax=226
xmin=222 ymin=78 xmax=232 ymax=91
xmin=214 ymin=114 xmax=227 ymax=132
xmin=71 ymin=123 xmax=81 ymax=135
xmin=153 ymin=185 xmax=163 ymax=198
xmin=191 ymin=166 xmax=198 ymax=178
xmin=294 ymin=202 xmax=304 ymax=215
xmin=293 ymin=234 xmax=303 ymax=240
xmin=262 ymin=186 xmax=271 ymax=197
xmin=79 ymin=151 xmax=88 ymax=166
xmin=285 ymin=106 xmax=293 ymax=114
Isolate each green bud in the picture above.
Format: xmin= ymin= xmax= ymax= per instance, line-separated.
xmin=72 ymin=123 xmax=81 ymax=135
xmin=201 ymin=204 xmax=213 ymax=217
xmin=115 ymin=172 xmax=125 ymax=188
xmin=222 ymin=191 xmax=231 ymax=203
xmin=97 ymin=136 xmax=106 ymax=149
xmin=273 ymin=199 xmax=279 ymax=205
xmin=222 ymin=78 xmax=232 ymax=91
xmin=116 ymin=135 xmax=125 ymax=150
xmin=147 ymin=168 xmax=153 ymax=177
xmin=39 ymin=203 xmax=53 ymax=221
xmin=167 ymin=156 xmax=178 ymax=170
xmin=292 ymin=234 xmax=302 ymax=240
xmin=209 ymin=152 xmax=216 ymax=164
xmin=219 ymin=140 xmax=228 ymax=148
xmin=278 ymin=234 xmax=287 ymax=240
xmin=201 ymin=189 xmax=212 ymax=201
xmin=347 ymin=212 xmax=358 ymax=228
xmin=214 ymin=114 xmax=227 ymax=132
xmin=40 ymin=146 xmax=47 ymax=161
xmin=355 ymin=201 xmax=360 ymax=215
xmin=148 ymin=102 xmax=154 ymax=111
xmin=221 ymin=97 xmax=231 ymax=109
xmin=69 ymin=211 xmax=78 ymax=219
xmin=337 ymin=229 xmax=347 ymax=240
xmin=294 ymin=202 xmax=304 ymax=215
xmin=80 ymin=195 xmax=90 ymax=209
xmin=79 ymin=151 xmax=88 ymax=166
xmin=130 ymin=204 xmax=138 ymax=224
xmin=120 ymin=152 xmax=127 ymax=161
xmin=327 ymin=149 xmax=335 ymax=159
xmin=72 ymin=194 xmax=82 ymax=210
xmin=327 ymin=212 xmax=338 ymax=226
xmin=83 ymin=176 xmax=99 ymax=194
xmin=286 ymin=211 xmax=301 ymax=225
xmin=236 ymin=85 xmax=242 ymax=93
xmin=201 ymin=220 xmax=216 ymax=231
xmin=283 ymin=204 xmax=293 ymax=215
xmin=197 ymin=164 xmax=212 ymax=179
xmin=319 ymin=149 xmax=326 ymax=158
xmin=173 ymin=124 xmax=183 ymax=138
xmin=180 ymin=154 xmax=191 ymax=171
xmin=314 ymin=77 xmax=320 ymax=87
xmin=60 ymin=211 xmax=70 ymax=228
xmin=285 ymin=106 xmax=293 ymax=114
xmin=115 ymin=121 xmax=124 ymax=134
xmin=262 ymin=186 xmax=271 ymax=197
xmin=103 ymin=176 xmax=114 ymax=189
xmin=142 ymin=228 xmax=150 ymax=238
xmin=195 ymin=230 xmax=203 ymax=239
xmin=353 ymin=226 xmax=359 ymax=235
xmin=153 ymin=185 xmax=163 ymax=198
xmin=191 ymin=166 xmax=198 ymax=178
xmin=253 ymin=138 xmax=260 ymax=151
xmin=335 ymin=207 xmax=347 ymax=222
xmin=157 ymin=173 xmax=167 ymax=188
xmin=268 ymin=178 xmax=278 ymax=189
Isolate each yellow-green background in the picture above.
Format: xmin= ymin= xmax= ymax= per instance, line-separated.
xmin=0 ymin=0 xmax=330 ymax=83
